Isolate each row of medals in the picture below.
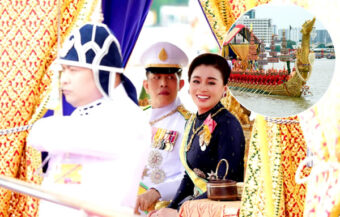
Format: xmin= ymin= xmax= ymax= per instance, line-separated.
xmin=148 ymin=129 xmax=178 ymax=184
xmin=151 ymin=128 xmax=176 ymax=152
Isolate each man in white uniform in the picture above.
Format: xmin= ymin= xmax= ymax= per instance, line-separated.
xmin=27 ymin=23 xmax=149 ymax=216
xmin=134 ymin=42 xmax=190 ymax=214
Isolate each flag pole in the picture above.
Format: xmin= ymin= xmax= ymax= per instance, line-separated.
xmin=0 ymin=175 xmax=136 ymax=217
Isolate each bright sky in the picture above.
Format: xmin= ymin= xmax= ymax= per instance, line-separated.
xmin=251 ymin=3 xmax=325 ymax=30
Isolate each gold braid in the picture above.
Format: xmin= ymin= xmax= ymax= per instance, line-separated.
xmin=149 ymin=106 xmax=179 ymax=126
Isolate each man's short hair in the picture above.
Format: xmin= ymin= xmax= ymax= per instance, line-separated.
xmin=145 ymin=67 xmax=182 ymax=79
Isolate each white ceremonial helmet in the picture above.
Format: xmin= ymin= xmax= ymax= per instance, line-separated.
xmin=57 ymin=23 xmax=123 ymax=98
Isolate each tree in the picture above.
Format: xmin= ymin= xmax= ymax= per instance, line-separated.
xmin=286 ymin=40 xmax=296 ymax=49
xmin=317 ymin=43 xmax=326 ymax=48
xmin=275 ymin=45 xmax=281 ymax=52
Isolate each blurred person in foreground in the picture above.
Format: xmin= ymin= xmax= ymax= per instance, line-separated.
xmin=27 ymin=23 xmax=149 ymax=216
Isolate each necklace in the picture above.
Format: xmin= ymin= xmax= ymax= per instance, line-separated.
xmin=149 ymin=106 xmax=180 ymax=126
xmin=186 ymin=107 xmax=225 ymax=152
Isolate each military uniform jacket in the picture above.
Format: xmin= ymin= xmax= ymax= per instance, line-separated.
xmin=168 ymin=102 xmax=245 ymax=209
xmin=27 ymin=85 xmax=150 ymax=216
xmin=141 ymin=98 xmax=189 ymax=201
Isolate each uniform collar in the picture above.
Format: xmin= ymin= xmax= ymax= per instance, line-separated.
xmin=150 ymin=98 xmax=181 ymax=121
xmin=73 ymin=98 xmax=105 ymax=116
xmin=72 ymin=84 xmax=129 ymax=117
xmin=196 ymin=102 xmax=224 ymax=121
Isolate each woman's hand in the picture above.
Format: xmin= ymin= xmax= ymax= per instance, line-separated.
xmin=134 ymin=189 xmax=161 ymax=214
xmin=147 ymin=208 xmax=178 ymax=217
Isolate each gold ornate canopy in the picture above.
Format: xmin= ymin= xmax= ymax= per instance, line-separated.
xmin=197 ymin=1 xmax=326 ymax=217
xmin=198 ymin=0 xmax=309 ymax=48
xmin=198 ymin=0 xmax=271 ymax=47
xmin=0 ymin=0 xmax=99 ymax=215
xmin=240 ymin=116 xmax=311 ymax=217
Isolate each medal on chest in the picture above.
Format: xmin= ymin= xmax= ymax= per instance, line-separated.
xmin=146 ymin=150 xmax=166 ymax=184
xmin=145 ymin=127 xmax=179 ymax=184
xmin=151 ymin=127 xmax=178 ymax=152
xmin=186 ymin=113 xmax=219 ymax=152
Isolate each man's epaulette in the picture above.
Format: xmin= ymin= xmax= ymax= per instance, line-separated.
xmin=142 ymin=105 xmax=152 ymax=111
xmin=177 ymin=105 xmax=192 ymax=120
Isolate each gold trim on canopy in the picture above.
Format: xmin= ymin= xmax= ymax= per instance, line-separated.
xmin=229 ymin=44 xmax=250 ymax=60
xmin=240 ymin=116 xmax=310 ymax=217
xmin=198 ymin=0 xmax=271 ymax=47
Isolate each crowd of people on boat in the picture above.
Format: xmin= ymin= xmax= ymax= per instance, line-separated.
xmin=229 ymin=58 xmax=293 ymax=85
xmin=229 ymin=72 xmax=291 ymax=85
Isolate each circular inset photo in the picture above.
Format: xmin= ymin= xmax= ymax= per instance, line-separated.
xmin=222 ymin=3 xmax=335 ymax=117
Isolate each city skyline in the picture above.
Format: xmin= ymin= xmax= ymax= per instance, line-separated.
xmin=252 ymin=4 xmax=325 ymax=30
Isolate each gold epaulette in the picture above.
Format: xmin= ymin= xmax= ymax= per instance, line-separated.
xmin=177 ymin=105 xmax=192 ymax=120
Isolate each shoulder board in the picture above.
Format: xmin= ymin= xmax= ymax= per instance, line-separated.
xmin=141 ymin=105 xmax=152 ymax=111
xmin=177 ymin=105 xmax=192 ymax=120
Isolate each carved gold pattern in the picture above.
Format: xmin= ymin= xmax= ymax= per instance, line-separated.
xmin=198 ymin=0 xmax=271 ymax=47
xmin=296 ymin=17 xmax=316 ymax=81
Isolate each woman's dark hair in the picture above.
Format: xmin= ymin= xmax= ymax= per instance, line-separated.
xmin=188 ymin=53 xmax=231 ymax=85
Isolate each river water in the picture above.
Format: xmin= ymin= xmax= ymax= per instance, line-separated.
xmin=229 ymin=58 xmax=336 ymax=117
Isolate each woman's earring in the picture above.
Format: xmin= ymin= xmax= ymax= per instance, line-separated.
xmin=223 ymin=91 xmax=227 ymax=98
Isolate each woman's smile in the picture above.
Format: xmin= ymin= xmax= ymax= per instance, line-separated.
xmin=189 ymin=65 xmax=226 ymax=114
xmin=197 ymin=94 xmax=210 ymax=101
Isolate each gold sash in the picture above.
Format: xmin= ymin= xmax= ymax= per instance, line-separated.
xmin=179 ymin=116 xmax=207 ymax=194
